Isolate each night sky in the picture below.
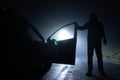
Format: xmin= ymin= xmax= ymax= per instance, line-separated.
xmin=3 ymin=0 xmax=120 ymax=52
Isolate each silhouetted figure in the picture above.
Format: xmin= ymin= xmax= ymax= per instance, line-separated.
xmin=76 ymin=13 xmax=107 ymax=77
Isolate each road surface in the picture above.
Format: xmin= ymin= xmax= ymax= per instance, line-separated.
xmin=42 ymin=57 xmax=120 ymax=80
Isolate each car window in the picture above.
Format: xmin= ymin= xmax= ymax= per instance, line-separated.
xmin=51 ymin=24 xmax=74 ymax=41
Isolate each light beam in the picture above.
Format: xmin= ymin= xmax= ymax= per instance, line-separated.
xmin=56 ymin=29 xmax=73 ymax=41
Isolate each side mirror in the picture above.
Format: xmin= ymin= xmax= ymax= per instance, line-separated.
xmin=47 ymin=39 xmax=58 ymax=47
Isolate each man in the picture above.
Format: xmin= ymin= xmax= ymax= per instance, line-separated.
xmin=76 ymin=13 xmax=107 ymax=77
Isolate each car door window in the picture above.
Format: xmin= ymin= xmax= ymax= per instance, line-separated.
xmin=51 ymin=24 xmax=74 ymax=41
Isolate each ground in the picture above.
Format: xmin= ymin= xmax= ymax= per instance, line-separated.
xmin=42 ymin=57 xmax=120 ymax=80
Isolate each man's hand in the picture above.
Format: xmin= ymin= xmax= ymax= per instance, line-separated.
xmin=74 ymin=22 xmax=79 ymax=28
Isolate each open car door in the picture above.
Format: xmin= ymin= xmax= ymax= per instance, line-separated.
xmin=47 ymin=23 xmax=77 ymax=65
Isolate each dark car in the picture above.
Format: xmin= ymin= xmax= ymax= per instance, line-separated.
xmin=4 ymin=4 xmax=77 ymax=80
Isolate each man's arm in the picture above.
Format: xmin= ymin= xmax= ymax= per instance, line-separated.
xmin=100 ymin=23 xmax=107 ymax=45
xmin=75 ymin=22 xmax=88 ymax=30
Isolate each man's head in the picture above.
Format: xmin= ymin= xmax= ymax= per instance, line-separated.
xmin=89 ymin=13 xmax=98 ymax=23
